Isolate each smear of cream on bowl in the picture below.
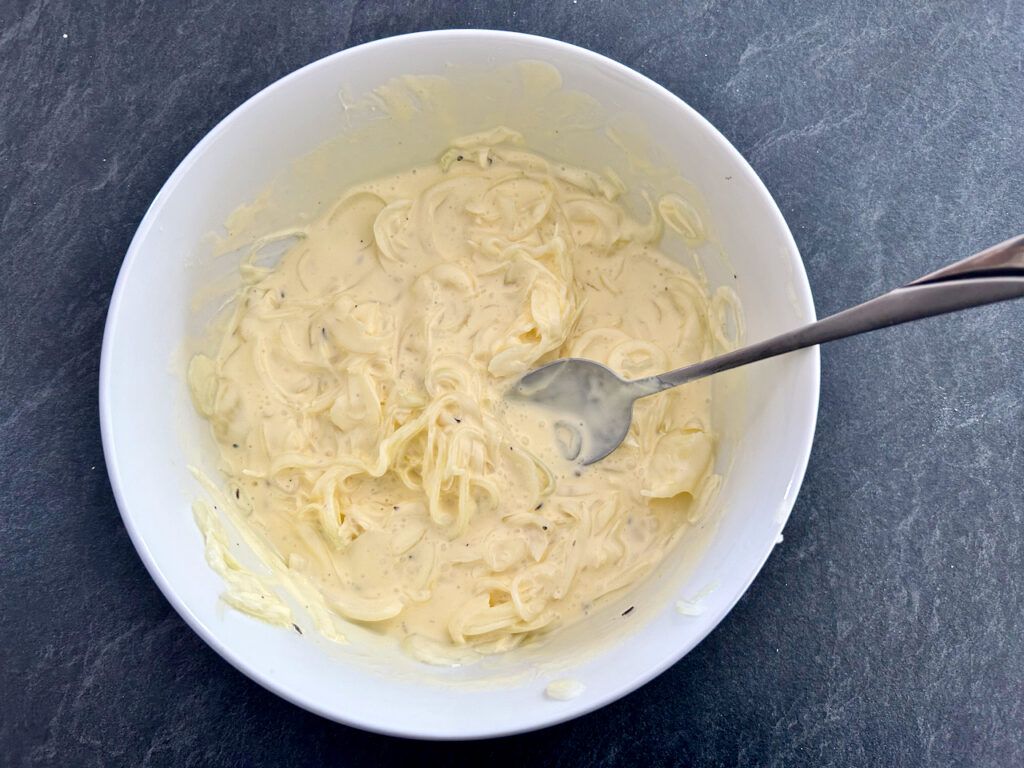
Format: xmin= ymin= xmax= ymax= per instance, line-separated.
xmin=545 ymin=678 xmax=586 ymax=701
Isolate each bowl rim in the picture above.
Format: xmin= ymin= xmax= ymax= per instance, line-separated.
xmin=99 ymin=28 xmax=819 ymax=739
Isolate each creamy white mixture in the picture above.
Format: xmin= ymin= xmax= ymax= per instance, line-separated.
xmin=190 ymin=128 xmax=730 ymax=663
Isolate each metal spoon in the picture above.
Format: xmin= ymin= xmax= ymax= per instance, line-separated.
xmin=513 ymin=234 xmax=1024 ymax=465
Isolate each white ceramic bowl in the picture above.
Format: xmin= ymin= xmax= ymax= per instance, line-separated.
xmin=100 ymin=30 xmax=818 ymax=739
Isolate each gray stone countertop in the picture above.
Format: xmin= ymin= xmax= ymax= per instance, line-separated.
xmin=1 ymin=2 xmax=1021 ymax=765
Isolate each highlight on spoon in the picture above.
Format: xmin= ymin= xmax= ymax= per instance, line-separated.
xmin=553 ymin=420 xmax=583 ymax=461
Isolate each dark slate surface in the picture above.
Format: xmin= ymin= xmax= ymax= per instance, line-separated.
xmin=1 ymin=1 xmax=1021 ymax=765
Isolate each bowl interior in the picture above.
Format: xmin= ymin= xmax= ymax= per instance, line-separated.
xmin=100 ymin=30 xmax=818 ymax=739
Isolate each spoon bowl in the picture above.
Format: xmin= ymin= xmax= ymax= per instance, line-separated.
xmin=512 ymin=359 xmax=656 ymax=464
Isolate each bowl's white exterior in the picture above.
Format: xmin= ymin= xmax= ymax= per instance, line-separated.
xmin=100 ymin=30 xmax=818 ymax=739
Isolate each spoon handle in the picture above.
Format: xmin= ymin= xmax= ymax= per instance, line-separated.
xmin=644 ymin=234 xmax=1024 ymax=393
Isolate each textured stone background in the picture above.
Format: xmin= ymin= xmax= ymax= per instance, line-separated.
xmin=1 ymin=1 xmax=1021 ymax=765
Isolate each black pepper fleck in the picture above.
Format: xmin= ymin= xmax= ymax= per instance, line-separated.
xmin=535 ymin=503 xmax=543 ymax=511
xmin=232 ymin=443 xmax=239 ymax=448
xmin=622 ymin=606 xmax=635 ymax=616
xmin=293 ymin=623 xmax=303 ymax=634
